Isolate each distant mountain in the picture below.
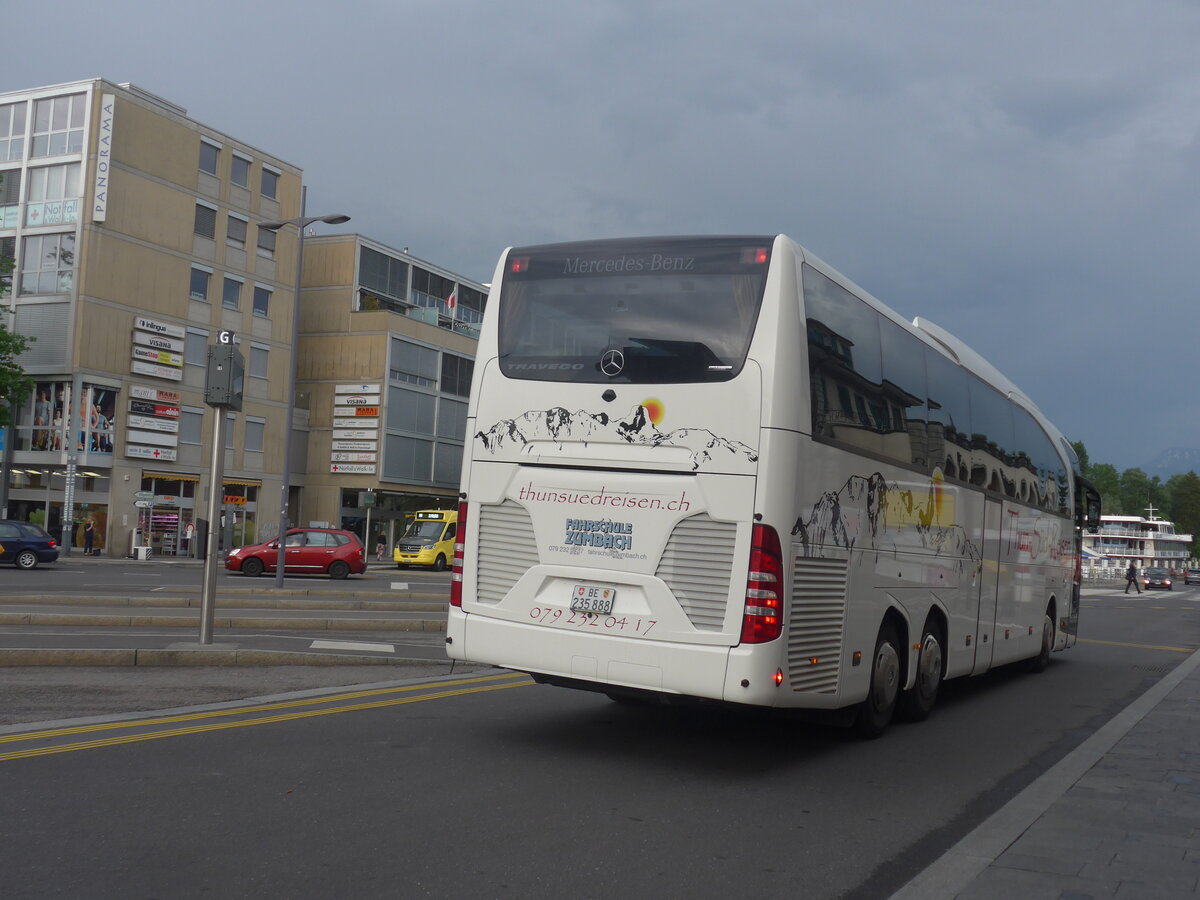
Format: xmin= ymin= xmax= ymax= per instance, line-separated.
xmin=1141 ymin=448 xmax=1200 ymax=479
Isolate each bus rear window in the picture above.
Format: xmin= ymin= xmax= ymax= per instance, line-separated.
xmin=498 ymin=237 xmax=772 ymax=383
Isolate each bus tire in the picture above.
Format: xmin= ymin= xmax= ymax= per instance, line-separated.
xmin=1024 ymin=611 xmax=1054 ymax=673
xmin=854 ymin=622 xmax=902 ymax=739
xmin=433 ymin=554 xmax=447 ymax=572
xmin=900 ymin=619 xmax=944 ymax=722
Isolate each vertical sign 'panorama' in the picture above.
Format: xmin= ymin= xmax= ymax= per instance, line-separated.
xmin=93 ymin=94 xmax=114 ymax=223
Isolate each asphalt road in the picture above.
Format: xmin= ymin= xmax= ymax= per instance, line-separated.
xmin=0 ymin=584 xmax=1196 ymax=898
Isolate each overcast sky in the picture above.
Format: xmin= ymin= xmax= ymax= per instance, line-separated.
xmin=10 ymin=0 xmax=1199 ymax=471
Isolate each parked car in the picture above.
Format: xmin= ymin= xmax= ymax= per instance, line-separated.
xmin=225 ymin=528 xmax=366 ymax=579
xmin=0 ymin=520 xmax=60 ymax=569
xmin=1185 ymin=569 xmax=1200 ymax=586
xmin=1142 ymin=567 xmax=1173 ymax=590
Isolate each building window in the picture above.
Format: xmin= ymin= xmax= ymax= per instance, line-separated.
xmin=256 ymin=226 xmax=275 ymax=259
xmin=389 ymin=338 xmax=438 ymax=388
xmin=245 ymin=417 xmax=265 ymax=452
xmin=19 ymin=232 xmax=76 ymax=295
xmin=31 ymin=93 xmax=86 ymax=158
xmin=185 ymin=329 xmax=208 ymax=366
xmin=194 ymin=203 xmax=217 ymax=239
xmin=199 ymin=139 xmax=220 ymax=175
xmin=180 ymin=408 xmax=204 ymax=445
xmin=252 ymin=285 xmax=271 ymax=318
xmin=189 ymin=267 xmax=211 ymax=301
xmin=25 ymin=163 xmax=82 ymax=227
xmin=0 ymin=236 xmax=13 ymax=295
xmin=360 ymin=246 xmax=409 ymax=302
xmin=261 ymin=167 xmax=279 ymax=200
xmin=0 ymin=169 xmax=21 ymax=227
xmin=0 ymin=102 xmax=27 ymax=162
xmin=223 ymin=276 xmax=242 ymax=310
xmin=227 ymin=214 xmax=247 ymax=250
xmin=440 ymin=354 xmax=474 ymax=398
xmin=249 ymin=345 xmax=268 ymax=379
xmin=231 ymin=154 xmax=250 ymax=188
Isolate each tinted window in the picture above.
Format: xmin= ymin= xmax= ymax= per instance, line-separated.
xmin=879 ymin=318 xmax=928 ymax=468
xmin=0 ymin=523 xmax=20 ymax=539
xmin=499 ymin=237 xmax=772 ymax=383
xmin=804 ymin=265 xmax=883 ymax=456
xmin=968 ymin=382 xmax=1015 ymax=494
xmin=924 ymin=348 xmax=973 ymax=481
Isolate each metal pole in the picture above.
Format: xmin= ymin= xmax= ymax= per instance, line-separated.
xmin=274 ymin=186 xmax=306 ymax=588
xmin=199 ymin=409 xmax=227 ymax=645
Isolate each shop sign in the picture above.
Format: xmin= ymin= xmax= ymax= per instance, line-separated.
xmin=128 ymin=429 xmax=178 ymax=447
xmin=133 ymin=345 xmax=184 ymax=368
xmin=335 ymin=384 xmax=381 ymax=393
xmin=126 ymin=444 xmax=178 ymax=462
xmin=223 ymin=495 xmax=248 ymax=507
xmin=331 ymin=452 xmax=376 ymax=463
xmin=330 ymin=463 xmax=376 ymax=474
xmin=130 ymin=385 xmax=181 ymax=405
xmin=131 ymin=360 xmax=184 ymax=382
xmin=332 ymin=440 xmax=377 ymax=451
xmin=130 ymin=399 xmax=181 ymax=418
xmin=127 ymin=414 xmax=179 ymax=433
xmin=333 ymin=429 xmax=377 ymax=440
xmin=134 ymin=317 xmax=187 ymax=340
xmin=333 ymin=418 xmax=378 ymax=430
xmin=133 ymin=331 xmax=186 ymax=354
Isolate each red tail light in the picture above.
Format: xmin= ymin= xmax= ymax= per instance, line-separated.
xmin=449 ymin=501 xmax=467 ymax=608
xmin=740 ymin=524 xmax=783 ymax=643
xmin=48 ymin=539 xmax=58 ymax=549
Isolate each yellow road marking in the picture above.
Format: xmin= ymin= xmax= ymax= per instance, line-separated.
xmin=0 ymin=671 xmax=526 ymax=746
xmin=1 ymin=674 xmax=533 ymax=763
xmin=1077 ymin=637 xmax=1194 ymax=654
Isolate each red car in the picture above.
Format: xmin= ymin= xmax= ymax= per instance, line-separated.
xmin=225 ymin=528 xmax=366 ymax=579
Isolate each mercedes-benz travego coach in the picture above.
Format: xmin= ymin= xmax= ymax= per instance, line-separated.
xmin=445 ymin=235 xmax=1101 ymax=736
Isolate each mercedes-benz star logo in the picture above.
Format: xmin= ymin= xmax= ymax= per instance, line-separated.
xmin=600 ymin=349 xmax=625 ymax=377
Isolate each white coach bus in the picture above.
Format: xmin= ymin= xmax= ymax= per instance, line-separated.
xmin=446 ymin=236 xmax=1100 ymax=736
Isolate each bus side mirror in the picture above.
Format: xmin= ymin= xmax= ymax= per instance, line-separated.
xmin=1085 ymin=489 xmax=1102 ymax=533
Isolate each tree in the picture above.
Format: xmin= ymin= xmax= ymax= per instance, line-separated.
xmin=1166 ymin=471 xmax=1200 ymax=556
xmin=1088 ymin=463 xmax=1122 ymax=515
xmin=1070 ymin=440 xmax=1090 ymax=474
xmin=0 ymin=321 xmax=34 ymax=428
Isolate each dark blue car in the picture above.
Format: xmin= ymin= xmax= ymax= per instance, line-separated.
xmin=0 ymin=520 xmax=60 ymax=569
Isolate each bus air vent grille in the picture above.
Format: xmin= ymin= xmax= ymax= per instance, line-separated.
xmin=476 ymin=501 xmax=537 ymax=604
xmin=787 ymin=556 xmax=849 ymax=693
xmin=655 ymin=514 xmax=737 ymax=631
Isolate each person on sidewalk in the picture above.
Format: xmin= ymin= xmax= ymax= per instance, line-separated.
xmin=83 ymin=519 xmax=95 ymax=556
xmin=1125 ymin=562 xmax=1142 ymax=594
xmin=375 ymin=534 xmax=386 ymax=561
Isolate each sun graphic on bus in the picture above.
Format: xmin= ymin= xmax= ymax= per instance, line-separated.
xmin=932 ymin=467 xmax=945 ymax=522
xmin=641 ymin=398 xmax=665 ymax=425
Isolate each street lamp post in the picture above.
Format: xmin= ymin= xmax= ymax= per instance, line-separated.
xmin=258 ymin=186 xmax=350 ymax=588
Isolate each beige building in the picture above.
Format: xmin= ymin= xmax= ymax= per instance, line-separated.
xmin=296 ymin=234 xmax=487 ymax=550
xmin=0 ymin=78 xmax=486 ymax=557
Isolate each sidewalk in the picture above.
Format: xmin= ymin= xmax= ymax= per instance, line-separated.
xmin=892 ymin=645 xmax=1200 ymax=899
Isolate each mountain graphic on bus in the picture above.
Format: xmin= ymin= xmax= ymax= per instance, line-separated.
xmin=792 ymin=472 xmax=982 ymax=578
xmin=475 ymin=405 xmax=758 ymax=471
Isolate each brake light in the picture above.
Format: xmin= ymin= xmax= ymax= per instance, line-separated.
xmin=48 ymin=539 xmax=57 ymax=549
xmin=741 ymin=247 xmax=770 ymax=265
xmin=509 ymin=256 xmax=529 ymax=274
xmin=449 ymin=501 xmax=467 ymax=607
xmin=741 ymin=523 xmax=783 ymax=643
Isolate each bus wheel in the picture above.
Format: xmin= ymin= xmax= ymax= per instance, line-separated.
xmin=854 ymin=622 xmax=902 ymax=739
xmin=433 ymin=554 xmax=447 ymax=572
xmin=900 ymin=620 xmax=943 ymax=722
xmin=1024 ymin=611 xmax=1054 ymax=673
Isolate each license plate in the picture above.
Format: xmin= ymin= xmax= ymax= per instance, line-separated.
xmin=571 ymin=583 xmax=617 ymax=614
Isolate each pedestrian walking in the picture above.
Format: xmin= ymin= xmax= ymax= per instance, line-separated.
xmin=1125 ymin=562 xmax=1142 ymax=594
xmin=375 ymin=534 xmax=386 ymax=561
xmin=83 ymin=519 xmax=95 ymax=556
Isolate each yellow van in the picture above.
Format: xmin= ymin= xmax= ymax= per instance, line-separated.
xmin=393 ymin=509 xmax=458 ymax=570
